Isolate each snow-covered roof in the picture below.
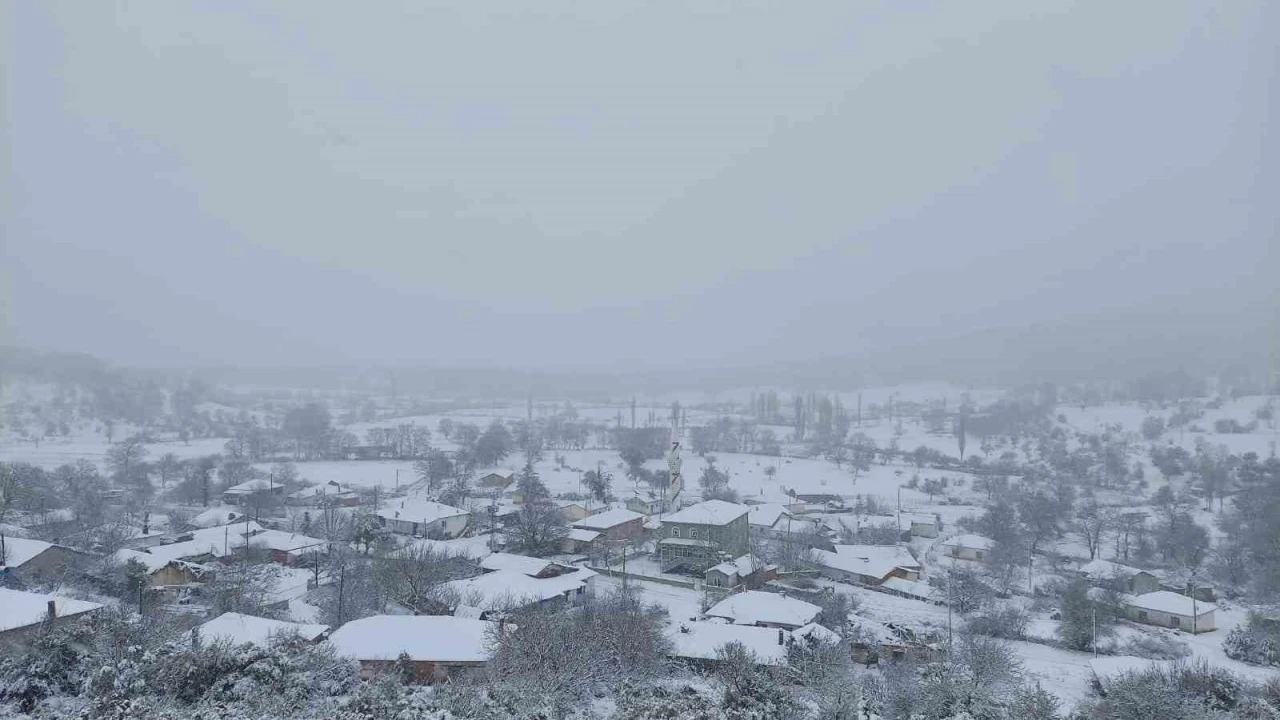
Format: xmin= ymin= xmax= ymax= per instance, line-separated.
xmin=880 ymin=576 xmax=937 ymax=601
xmin=813 ymin=545 xmax=919 ymax=581
xmin=189 ymin=507 xmax=244 ymax=528
xmin=111 ymin=548 xmax=175 ymax=574
xmin=145 ymin=521 xmax=264 ymax=564
xmin=0 ymin=537 xmax=56 ymax=569
xmin=571 ymin=508 xmax=643 ymax=531
xmin=941 ymin=534 xmax=995 ymax=551
xmin=328 ymin=615 xmax=496 ymax=663
xmin=0 ymin=588 xmax=102 ymax=633
xmin=663 ymin=500 xmax=750 ymax=527
xmin=399 ymin=535 xmax=494 ymax=561
xmin=198 ymin=612 xmax=328 ymax=647
xmin=480 ymin=553 xmax=554 ymax=577
xmin=375 ymin=499 xmax=470 ymax=525
xmin=443 ymin=568 xmax=595 ymax=611
xmin=1078 ymin=559 xmax=1142 ymax=581
xmin=746 ymin=504 xmax=791 ymax=529
xmin=223 ymin=479 xmax=277 ymax=494
xmin=704 ymin=591 xmax=821 ymax=628
xmin=1125 ymin=591 xmax=1217 ymax=617
xmin=245 ymin=530 xmax=327 ymax=553
xmin=708 ymin=554 xmax=767 ymax=578
xmin=793 ymin=622 xmax=841 ymax=645
xmin=566 ymin=528 xmax=600 ymax=543
xmin=667 ymin=622 xmax=790 ymax=665
xmin=898 ymin=513 xmax=938 ymax=528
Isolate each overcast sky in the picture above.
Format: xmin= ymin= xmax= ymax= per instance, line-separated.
xmin=4 ymin=1 xmax=1276 ymax=371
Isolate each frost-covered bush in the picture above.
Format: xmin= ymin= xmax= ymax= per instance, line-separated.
xmin=612 ymin=682 xmax=722 ymax=720
xmin=966 ymin=605 xmax=1029 ymax=641
xmin=1118 ymin=633 xmax=1192 ymax=661
xmin=1223 ymin=619 xmax=1280 ymax=667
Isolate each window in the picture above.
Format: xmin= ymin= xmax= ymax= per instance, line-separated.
xmin=1170 ymin=616 xmax=1180 ymax=628
xmin=1138 ymin=611 xmax=1148 ymax=622
xmin=689 ymin=529 xmax=698 ymax=539
xmin=975 ymin=551 xmax=984 ymax=561
xmin=671 ymin=527 xmax=680 ymax=538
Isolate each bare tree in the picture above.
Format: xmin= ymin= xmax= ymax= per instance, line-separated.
xmin=1077 ymin=500 xmax=1115 ymax=560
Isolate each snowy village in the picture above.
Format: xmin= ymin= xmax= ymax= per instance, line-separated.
xmin=6 ymin=1 xmax=1277 ymax=718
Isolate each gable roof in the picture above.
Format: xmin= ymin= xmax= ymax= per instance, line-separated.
xmin=198 ymin=612 xmax=328 ymax=647
xmin=942 ymin=534 xmax=995 ymax=551
xmin=480 ymin=553 xmax=555 ymax=577
xmin=746 ymin=504 xmax=792 ymax=529
xmin=704 ymin=591 xmax=821 ymax=628
xmin=0 ymin=537 xmax=57 ymax=569
xmin=375 ymin=499 xmax=470 ymax=525
xmin=1126 ymin=590 xmax=1217 ymax=617
xmin=328 ymin=615 xmax=495 ymax=663
xmin=144 ymin=521 xmax=264 ymax=564
xmin=0 ymin=588 xmax=102 ymax=633
xmin=245 ymin=530 xmax=327 ymax=553
xmin=666 ymin=622 xmax=791 ymax=665
xmin=663 ymin=500 xmax=750 ymax=527
xmin=1078 ymin=559 xmax=1142 ymax=581
xmin=442 ymin=568 xmax=595 ymax=611
xmin=814 ymin=545 xmax=920 ymax=581
xmin=708 ymin=554 xmax=768 ymax=578
xmin=572 ymin=508 xmax=643 ymax=531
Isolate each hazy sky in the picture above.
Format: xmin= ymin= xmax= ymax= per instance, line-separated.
xmin=4 ymin=1 xmax=1276 ymax=370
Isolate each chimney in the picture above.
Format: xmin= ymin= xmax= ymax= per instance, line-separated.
xmin=47 ymin=600 xmax=57 ymax=620
xmin=777 ymin=629 xmax=784 ymax=646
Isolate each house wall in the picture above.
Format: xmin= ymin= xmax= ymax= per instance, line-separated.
xmin=946 ymin=546 xmax=986 ymax=562
xmin=1126 ymin=606 xmax=1216 ymax=633
xmin=662 ymin=515 xmax=749 ymax=558
xmin=16 ymin=547 xmax=85 ymax=580
xmin=909 ymin=522 xmax=938 ymax=538
xmin=0 ymin=612 xmax=99 ymax=650
xmin=386 ymin=513 xmax=471 ymax=539
xmin=705 ymin=568 xmax=738 ymax=588
xmin=1129 ymin=573 xmax=1162 ymax=594
xmin=559 ymin=505 xmax=589 ymax=522
xmin=596 ymin=517 xmax=645 ymax=543
xmin=150 ymin=564 xmax=198 ymax=587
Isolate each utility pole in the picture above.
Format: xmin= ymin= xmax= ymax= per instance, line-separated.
xmin=395 ymin=469 xmax=400 ymax=493
xmin=947 ymin=567 xmax=953 ymax=651
xmin=1092 ymin=606 xmax=1098 ymax=658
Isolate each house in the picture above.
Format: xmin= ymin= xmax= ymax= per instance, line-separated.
xmin=197 ymin=612 xmax=329 ymax=648
xmin=705 ymin=555 xmax=777 ymax=590
xmin=898 ymin=513 xmax=941 ymax=538
xmin=374 ymin=499 xmax=471 ymax=539
xmin=328 ymin=615 xmax=496 ymax=683
xmin=0 ymin=588 xmax=102 ymax=648
xmin=941 ymin=534 xmax=994 ymax=561
xmin=812 ymin=545 xmax=921 ymax=586
xmin=571 ymin=508 xmax=646 ymax=543
xmin=476 ymin=472 xmax=515 ymax=490
xmin=240 ymin=530 xmax=328 ymax=566
xmin=1124 ymin=591 xmax=1217 ymax=633
xmin=187 ymin=508 xmax=245 ymax=529
xmin=479 ymin=552 xmax=579 ymax=579
xmin=143 ymin=521 xmax=264 ymax=565
xmin=397 ymin=535 xmax=495 ymax=562
xmin=1152 ymin=568 xmax=1217 ymax=602
xmin=287 ymin=484 xmax=360 ymax=508
xmin=704 ymin=590 xmax=821 ymax=630
xmin=625 ymin=494 xmax=666 ymax=516
xmin=667 ymin=621 xmax=792 ymax=666
xmin=110 ymin=548 xmax=213 ymax=588
xmin=221 ymin=479 xmax=286 ymax=506
xmin=0 ymin=537 xmax=87 ymax=580
xmin=880 ymin=576 xmax=940 ymax=603
xmin=848 ymin=619 xmax=941 ymax=665
xmin=556 ymin=501 xmax=590 ymax=522
xmin=561 ymin=527 xmax=600 ymax=554
xmin=746 ymin=504 xmax=793 ymax=537
xmin=656 ymin=500 xmax=751 ymax=572
xmin=1076 ymin=559 xmax=1162 ymax=595
xmin=441 ymin=567 xmax=596 ymax=616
